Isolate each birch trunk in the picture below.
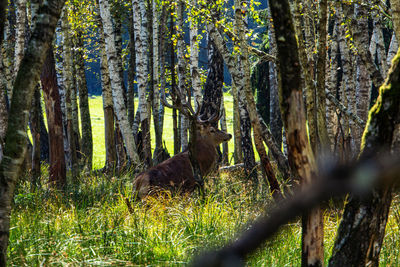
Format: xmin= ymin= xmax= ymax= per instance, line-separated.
xmin=387 ymin=33 xmax=399 ymax=69
xmin=98 ymin=12 xmax=117 ymax=171
xmin=62 ymin=12 xmax=79 ymax=177
xmin=189 ymin=0 xmax=202 ymax=110
xmin=232 ymin=84 xmax=242 ymax=164
xmin=268 ymin=13 xmax=282 ymax=151
xmin=99 ymin=0 xmax=140 ymax=166
xmin=169 ymin=14 xmax=180 ymax=155
xmin=354 ymin=9 xmax=371 ymax=151
xmin=128 ymin=7 xmax=135 ymax=127
xmin=338 ymin=9 xmax=357 ymax=158
xmin=158 ymin=5 xmax=167 ymax=149
xmin=71 ymin=53 xmax=81 ymax=158
xmin=13 ymin=0 xmax=27 ymax=89
xmin=176 ymin=1 xmax=188 ymax=151
xmin=329 ymin=47 xmax=400 ymax=267
xmin=132 ymin=0 xmax=152 ymax=166
xmin=0 ymin=49 xmax=8 ymax=161
xmin=54 ymin=22 xmax=69 ymax=167
xmin=326 ymin=14 xmax=339 ymax=146
xmin=238 ymin=88 xmax=257 ymax=182
xmin=235 ymin=0 xmax=280 ymax=195
xmin=76 ymin=31 xmax=93 ymax=170
xmin=150 ymin=0 xmax=163 ymax=160
xmin=0 ymin=0 xmax=65 ymax=263
xmin=315 ymin=0 xmax=329 ymax=150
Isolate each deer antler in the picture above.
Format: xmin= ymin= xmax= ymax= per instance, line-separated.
xmin=161 ymin=87 xmax=201 ymax=120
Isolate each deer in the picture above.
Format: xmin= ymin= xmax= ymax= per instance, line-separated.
xmin=133 ymin=86 xmax=231 ymax=199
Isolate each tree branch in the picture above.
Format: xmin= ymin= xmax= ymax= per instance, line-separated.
xmin=325 ymin=90 xmax=365 ymax=127
xmin=191 ymin=154 xmax=400 ymax=267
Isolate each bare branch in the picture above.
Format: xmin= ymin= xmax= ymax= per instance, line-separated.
xmin=325 ymin=90 xmax=365 ymax=126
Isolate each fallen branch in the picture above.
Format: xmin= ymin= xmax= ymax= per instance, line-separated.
xmin=219 ymin=162 xmax=260 ymax=172
xmin=191 ymin=154 xmax=400 ymax=267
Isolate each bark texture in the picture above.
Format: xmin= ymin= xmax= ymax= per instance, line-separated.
xmin=269 ymin=0 xmax=323 ymax=265
xmin=132 ymin=0 xmax=152 ymax=166
xmin=0 ymin=0 xmax=65 ymax=263
xmin=99 ymin=0 xmax=140 ymax=165
xmin=76 ymin=31 xmax=93 ymax=170
xmin=328 ymin=46 xmax=400 ymax=267
xmin=98 ymin=11 xmax=117 ymax=171
xmin=41 ymin=47 xmax=66 ymax=189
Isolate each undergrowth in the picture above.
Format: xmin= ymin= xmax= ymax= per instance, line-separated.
xmin=11 ymin=97 xmax=400 ymax=265
xmin=8 ymin=168 xmax=400 ymax=266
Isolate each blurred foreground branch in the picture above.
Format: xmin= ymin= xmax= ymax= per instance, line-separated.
xmin=191 ymin=154 xmax=400 ymax=267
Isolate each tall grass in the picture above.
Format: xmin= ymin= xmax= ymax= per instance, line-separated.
xmin=9 ymin=96 xmax=400 ymax=266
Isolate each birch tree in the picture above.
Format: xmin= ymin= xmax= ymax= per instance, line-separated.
xmin=75 ymin=30 xmax=93 ymax=170
xmin=176 ymin=0 xmax=188 ymax=151
xmin=99 ymin=0 xmax=140 ymax=166
xmin=132 ymin=0 xmax=152 ymax=166
xmin=62 ymin=11 xmax=79 ymax=177
xmin=0 ymin=0 xmax=66 ymax=262
xmin=98 ymin=10 xmax=117 ymax=171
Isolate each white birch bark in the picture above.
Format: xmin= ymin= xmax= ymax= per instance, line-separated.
xmin=99 ymin=0 xmax=140 ymax=165
xmin=338 ymin=10 xmax=357 ymax=156
xmin=355 ymin=53 xmax=371 ymax=145
xmin=326 ymin=14 xmax=339 ymax=147
xmin=13 ymin=0 xmax=27 ymax=99
xmin=176 ymin=1 xmax=188 ymax=151
xmin=387 ymin=33 xmax=399 ymax=68
xmin=54 ymin=19 xmax=70 ymax=167
xmin=132 ymin=0 xmax=149 ymax=124
xmin=152 ymin=0 xmax=162 ymax=152
xmin=189 ymin=0 xmax=202 ymax=110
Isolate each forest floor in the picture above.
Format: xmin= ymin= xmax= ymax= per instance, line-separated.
xmin=8 ymin=96 xmax=400 ymax=266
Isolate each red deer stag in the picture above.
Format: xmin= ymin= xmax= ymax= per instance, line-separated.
xmin=133 ymin=89 xmax=231 ymax=198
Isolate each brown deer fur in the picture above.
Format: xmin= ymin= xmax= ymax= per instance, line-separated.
xmin=133 ymin=124 xmax=232 ymax=198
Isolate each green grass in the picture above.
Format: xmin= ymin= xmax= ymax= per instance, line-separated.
xmin=8 ymin=96 xmax=400 ymax=266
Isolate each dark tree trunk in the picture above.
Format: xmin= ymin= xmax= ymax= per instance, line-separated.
xmin=252 ymin=60 xmax=270 ymax=124
xmin=41 ymin=47 xmax=66 ymax=189
xmin=268 ymin=22 xmax=282 ymax=149
xmin=268 ymin=0 xmax=323 ymax=265
xmin=0 ymin=0 xmax=66 ymax=263
xmin=238 ymin=89 xmax=257 ymax=183
xmin=328 ymin=49 xmax=400 ymax=267
xmin=115 ymin=122 xmax=127 ymax=169
xmin=0 ymin=0 xmax=6 ymax=47
xmin=29 ymin=85 xmax=41 ymax=189
xmin=76 ymin=31 xmax=93 ymax=170
xmin=169 ymin=13 xmax=180 ymax=155
xmin=200 ymin=37 xmax=223 ymax=123
xmin=39 ymin=110 xmax=49 ymax=162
